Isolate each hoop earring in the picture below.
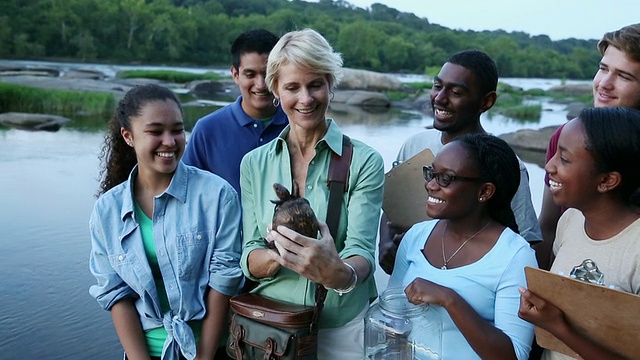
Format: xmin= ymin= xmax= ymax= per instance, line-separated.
xmin=330 ymin=92 xmax=335 ymax=101
xmin=272 ymin=98 xmax=280 ymax=107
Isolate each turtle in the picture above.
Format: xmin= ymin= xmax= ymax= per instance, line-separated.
xmin=267 ymin=183 xmax=320 ymax=248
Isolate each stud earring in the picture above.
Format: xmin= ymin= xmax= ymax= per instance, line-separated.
xmin=479 ymin=197 xmax=484 ymax=202
xmin=272 ymin=98 xmax=280 ymax=107
xmin=127 ymin=141 xmax=133 ymax=147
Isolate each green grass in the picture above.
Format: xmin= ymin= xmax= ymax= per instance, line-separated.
xmin=405 ymin=81 xmax=433 ymax=91
xmin=0 ymin=82 xmax=115 ymax=114
xmin=493 ymin=88 xmax=542 ymax=121
xmin=116 ymin=70 xmax=225 ymax=83
xmin=384 ymin=90 xmax=410 ymax=101
xmin=495 ymin=104 xmax=542 ymax=121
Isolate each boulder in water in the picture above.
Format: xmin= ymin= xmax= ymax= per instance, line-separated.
xmin=0 ymin=112 xmax=71 ymax=132
xmin=332 ymin=90 xmax=390 ymax=108
xmin=339 ymin=68 xmax=404 ymax=91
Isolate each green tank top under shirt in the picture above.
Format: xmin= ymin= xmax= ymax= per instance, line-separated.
xmin=135 ymin=203 xmax=202 ymax=357
xmin=259 ymin=116 xmax=273 ymax=127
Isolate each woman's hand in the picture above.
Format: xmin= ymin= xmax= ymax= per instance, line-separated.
xmin=518 ymin=287 xmax=567 ymax=333
xmin=404 ymin=277 xmax=456 ymax=308
xmin=266 ymin=221 xmax=349 ymax=288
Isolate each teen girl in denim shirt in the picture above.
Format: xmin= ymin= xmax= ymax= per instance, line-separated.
xmin=89 ymin=84 xmax=243 ymax=360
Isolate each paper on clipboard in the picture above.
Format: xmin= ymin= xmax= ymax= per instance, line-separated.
xmin=382 ymin=148 xmax=435 ymax=230
xmin=525 ymin=266 xmax=640 ymax=358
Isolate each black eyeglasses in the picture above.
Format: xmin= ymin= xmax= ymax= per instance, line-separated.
xmin=423 ymin=165 xmax=481 ymax=187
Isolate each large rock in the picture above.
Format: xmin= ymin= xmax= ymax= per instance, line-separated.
xmin=0 ymin=112 xmax=71 ymax=131
xmin=565 ymin=102 xmax=586 ymax=120
xmin=0 ymin=66 xmax=60 ymax=77
xmin=548 ymin=83 xmax=592 ymax=96
xmin=327 ymin=103 xmax=393 ymax=124
xmin=338 ymin=68 xmax=404 ymax=91
xmin=61 ymin=69 xmax=106 ymax=80
xmin=332 ymin=90 xmax=390 ymax=107
xmin=187 ymin=80 xmax=239 ymax=99
xmin=187 ymin=80 xmax=223 ymax=97
xmin=499 ymin=125 xmax=559 ymax=153
xmin=1 ymin=75 xmax=132 ymax=94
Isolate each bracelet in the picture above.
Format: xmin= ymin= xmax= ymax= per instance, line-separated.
xmin=330 ymin=262 xmax=358 ymax=296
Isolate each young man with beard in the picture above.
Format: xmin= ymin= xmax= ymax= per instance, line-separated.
xmin=378 ymin=50 xmax=542 ymax=275
xmin=182 ymin=29 xmax=288 ymax=195
xmin=537 ymin=23 xmax=640 ymax=270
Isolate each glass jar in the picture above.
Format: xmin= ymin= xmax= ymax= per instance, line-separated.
xmin=364 ymin=287 xmax=442 ymax=359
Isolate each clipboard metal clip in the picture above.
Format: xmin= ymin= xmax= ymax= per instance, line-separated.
xmin=569 ymin=259 xmax=605 ymax=286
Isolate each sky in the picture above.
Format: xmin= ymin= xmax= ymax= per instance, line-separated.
xmin=337 ymin=0 xmax=640 ymax=41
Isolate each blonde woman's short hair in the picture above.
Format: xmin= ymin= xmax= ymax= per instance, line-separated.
xmin=266 ymin=28 xmax=343 ymax=93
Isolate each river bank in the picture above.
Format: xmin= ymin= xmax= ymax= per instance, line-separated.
xmin=0 ymin=59 xmax=592 ymax=154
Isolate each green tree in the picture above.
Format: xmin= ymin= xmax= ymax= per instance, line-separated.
xmin=70 ymin=30 xmax=97 ymax=61
xmin=484 ymin=36 xmax=519 ymax=77
xmin=13 ymin=33 xmax=45 ymax=58
xmin=379 ymin=36 xmax=414 ymax=72
xmin=336 ymin=21 xmax=383 ymax=69
xmin=0 ymin=16 xmax=12 ymax=57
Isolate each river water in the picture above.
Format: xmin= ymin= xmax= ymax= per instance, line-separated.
xmin=0 ymin=67 xmax=588 ymax=359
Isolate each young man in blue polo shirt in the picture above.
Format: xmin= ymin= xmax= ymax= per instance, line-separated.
xmin=183 ymin=29 xmax=288 ymax=194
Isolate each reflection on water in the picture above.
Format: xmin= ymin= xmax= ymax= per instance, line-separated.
xmin=0 ymin=98 xmax=566 ymax=359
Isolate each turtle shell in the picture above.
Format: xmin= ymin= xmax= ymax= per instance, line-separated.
xmin=270 ymin=183 xmax=319 ymax=239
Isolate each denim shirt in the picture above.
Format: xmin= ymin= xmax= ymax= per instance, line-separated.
xmin=89 ymin=162 xmax=244 ymax=360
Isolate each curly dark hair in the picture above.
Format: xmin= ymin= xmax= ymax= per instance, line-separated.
xmin=455 ymin=133 xmax=521 ymax=233
xmin=579 ymin=107 xmax=640 ymax=207
xmin=97 ymin=84 xmax=181 ymax=196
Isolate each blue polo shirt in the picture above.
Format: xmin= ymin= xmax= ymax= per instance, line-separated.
xmin=182 ymin=96 xmax=288 ymax=194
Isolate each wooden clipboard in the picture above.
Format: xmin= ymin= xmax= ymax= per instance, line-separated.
xmin=382 ymin=148 xmax=435 ymax=230
xmin=525 ymin=266 xmax=640 ymax=358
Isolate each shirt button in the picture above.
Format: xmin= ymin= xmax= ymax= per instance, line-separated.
xmin=310 ymin=160 xmax=315 ymax=165
xmin=196 ymin=234 xmax=202 ymax=240
xmin=253 ymin=123 xmax=258 ymax=128
xmin=259 ymin=138 xmax=263 ymax=142
xmin=307 ymin=185 xmax=312 ymax=190
xmin=118 ymin=255 xmax=124 ymax=261
xmin=173 ymin=315 xmax=179 ymax=321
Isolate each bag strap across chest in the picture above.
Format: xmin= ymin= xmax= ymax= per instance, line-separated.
xmin=312 ymin=135 xmax=353 ymax=323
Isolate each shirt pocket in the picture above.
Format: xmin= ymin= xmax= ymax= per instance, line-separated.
xmin=109 ymin=253 xmax=133 ymax=269
xmin=176 ymin=231 xmax=210 ymax=281
xmin=108 ymin=253 xmax=138 ymax=288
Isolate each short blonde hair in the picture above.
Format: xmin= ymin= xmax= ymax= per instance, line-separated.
xmin=597 ymin=23 xmax=640 ymax=63
xmin=266 ymin=28 xmax=343 ymax=93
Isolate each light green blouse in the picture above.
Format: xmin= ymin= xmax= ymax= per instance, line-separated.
xmin=239 ymin=119 xmax=384 ymax=328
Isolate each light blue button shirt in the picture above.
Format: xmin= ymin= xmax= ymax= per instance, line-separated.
xmin=89 ymin=162 xmax=244 ymax=360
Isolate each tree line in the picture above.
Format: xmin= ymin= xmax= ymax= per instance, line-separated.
xmin=2 ymin=0 xmax=600 ymax=79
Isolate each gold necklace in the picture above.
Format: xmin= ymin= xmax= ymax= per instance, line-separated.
xmin=441 ymin=220 xmax=491 ymax=270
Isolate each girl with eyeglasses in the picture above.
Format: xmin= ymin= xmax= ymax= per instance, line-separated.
xmin=387 ymin=133 xmax=538 ymax=359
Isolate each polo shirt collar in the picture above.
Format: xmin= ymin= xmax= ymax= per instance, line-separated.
xmin=231 ymin=96 xmax=287 ymax=127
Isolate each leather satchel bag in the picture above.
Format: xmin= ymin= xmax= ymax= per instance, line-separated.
xmin=227 ymin=136 xmax=353 ymax=360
